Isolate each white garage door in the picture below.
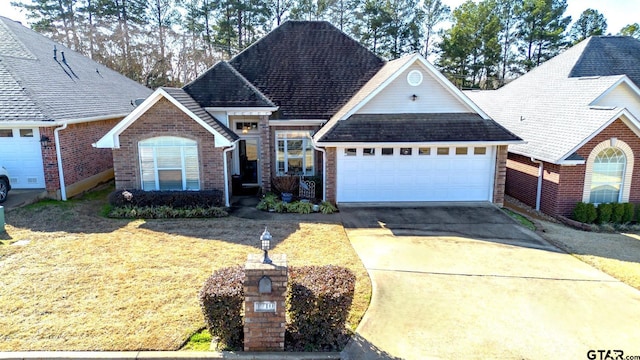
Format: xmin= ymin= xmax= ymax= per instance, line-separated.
xmin=337 ymin=145 xmax=495 ymax=202
xmin=0 ymin=128 xmax=46 ymax=189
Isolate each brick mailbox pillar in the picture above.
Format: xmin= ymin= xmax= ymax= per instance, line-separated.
xmin=243 ymin=253 xmax=287 ymax=351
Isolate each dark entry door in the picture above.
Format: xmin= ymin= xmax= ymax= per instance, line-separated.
xmin=239 ymin=138 xmax=259 ymax=184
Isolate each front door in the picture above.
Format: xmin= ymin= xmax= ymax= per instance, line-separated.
xmin=238 ymin=138 xmax=259 ymax=185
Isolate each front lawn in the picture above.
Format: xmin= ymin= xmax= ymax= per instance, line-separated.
xmin=0 ymin=187 xmax=370 ymax=351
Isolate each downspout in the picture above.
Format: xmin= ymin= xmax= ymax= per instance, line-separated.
xmin=311 ymin=142 xmax=327 ymax=202
xmin=223 ymin=140 xmax=239 ymax=207
xmin=54 ymin=123 xmax=68 ymax=201
xmin=531 ymin=158 xmax=543 ymax=211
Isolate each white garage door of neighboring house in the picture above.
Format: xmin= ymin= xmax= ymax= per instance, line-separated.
xmin=336 ymin=145 xmax=495 ymax=202
xmin=0 ymin=128 xmax=46 ymax=189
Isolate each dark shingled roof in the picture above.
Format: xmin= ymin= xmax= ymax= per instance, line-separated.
xmin=318 ymin=113 xmax=521 ymax=143
xmin=162 ymin=87 xmax=239 ymax=142
xmin=570 ymin=36 xmax=640 ymax=87
xmin=228 ymin=21 xmax=385 ymax=119
xmin=183 ymin=61 xmax=275 ymax=108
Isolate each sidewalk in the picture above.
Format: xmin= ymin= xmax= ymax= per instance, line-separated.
xmin=0 ymin=351 xmax=340 ymax=360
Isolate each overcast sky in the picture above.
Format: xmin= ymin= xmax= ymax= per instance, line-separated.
xmin=0 ymin=0 xmax=638 ymax=34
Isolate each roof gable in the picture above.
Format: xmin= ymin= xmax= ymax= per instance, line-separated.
xmin=228 ymin=21 xmax=385 ymax=119
xmin=356 ymin=61 xmax=476 ymax=115
xmin=183 ymin=61 xmax=275 ymax=108
xmin=0 ymin=16 xmax=152 ymax=123
xmin=94 ymin=87 xmax=238 ymax=149
xmin=315 ymin=54 xmax=501 ymax=143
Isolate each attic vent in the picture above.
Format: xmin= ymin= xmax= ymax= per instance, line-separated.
xmin=407 ymin=70 xmax=423 ymax=86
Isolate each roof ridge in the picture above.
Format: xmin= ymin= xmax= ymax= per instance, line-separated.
xmin=222 ymin=61 xmax=276 ymax=107
xmin=0 ymin=17 xmax=36 ymax=60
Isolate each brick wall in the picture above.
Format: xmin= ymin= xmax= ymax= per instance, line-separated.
xmin=112 ymin=98 xmax=225 ymax=192
xmin=492 ymin=145 xmax=508 ymax=206
xmin=506 ymin=119 xmax=640 ymax=217
xmin=555 ymin=118 xmax=640 ymax=216
xmin=40 ymin=119 xmax=118 ymax=193
xmin=505 ymin=153 xmax=539 ymax=208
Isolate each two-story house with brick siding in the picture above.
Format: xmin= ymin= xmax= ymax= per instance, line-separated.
xmin=96 ymin=21 xmax=521 ymax=207
xmin=0 ymin=16 xmax=151 ymax=200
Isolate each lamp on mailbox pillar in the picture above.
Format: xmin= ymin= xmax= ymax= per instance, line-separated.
xmin=260 ymin=227 xmax=272 ymax=264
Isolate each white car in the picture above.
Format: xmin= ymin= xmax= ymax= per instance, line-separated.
xmin=0 ymin=166 xmax=10 ymax=203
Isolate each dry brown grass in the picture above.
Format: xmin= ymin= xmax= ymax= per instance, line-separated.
xmin=538 ymin=220 xmax=640 ymax=290
xmin=0 ymin=192 xmax=370 ymax=351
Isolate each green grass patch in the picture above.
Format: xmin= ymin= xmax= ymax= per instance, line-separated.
xmin=181 ymin=329 xmax=212 ymax=351
xmin=503 ymin=208 xmax=536 ymax=231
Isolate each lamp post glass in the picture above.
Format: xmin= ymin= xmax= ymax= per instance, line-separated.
xmin=260 ymin=227 xmax=272 ymax=264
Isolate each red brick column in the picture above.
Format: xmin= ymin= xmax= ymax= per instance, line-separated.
xmin=243 ymin=253 xmax=287 ymax=351
xmin=259 ymin=115 xmax=272 ymax=192
xmin=493 ymin=145 xmax=508 ymax=207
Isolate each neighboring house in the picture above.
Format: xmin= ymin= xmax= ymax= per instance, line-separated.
xmin=0 ymin=16 xmax=151 ymax=200
xmin=467 ymin=36 xmax=640 ymax=217
xmin=96 ymin=21 xmax=521 ymax=207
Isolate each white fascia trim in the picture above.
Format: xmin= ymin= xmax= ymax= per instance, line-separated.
xmin=94 ymin=90 xmax=165 ymax=148
xmin=317 ymin=140 xmax=523 ymax=147
xmin=205 ymin=107 xmax=278 ymax=115
xmin=589 ymin=76 xmax=640 ymax=106
xmin=558 ymin=109 xmax=640 ymax=164
xmin=1 ymin=114 xmax=129 ymax=128
xmin=340 ymin=54 xmax=491 ymax=121
xmin=269 ymin=119 xmax=327 ymax=126
xmin=95 ymin=88 xmax=233 ymax=148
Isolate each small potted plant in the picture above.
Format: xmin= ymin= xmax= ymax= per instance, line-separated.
xmin=271 ymin=175 xmax=299 ymax=203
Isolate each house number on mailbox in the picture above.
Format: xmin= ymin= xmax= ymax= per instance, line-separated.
xmin=254 ymin=301 xmax=277 ymax=312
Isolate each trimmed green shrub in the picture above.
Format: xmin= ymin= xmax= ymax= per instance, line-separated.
xmin=108 ymin=205 xmax=227 ymax=219
xmin=198 ymin=266 xmax=244 ymax=351
xmin=572 ymin=202 xmax=597 ymax=224
xmin=597 ymin=203 xmax=613 ymax=224
xmin=287 ymin=265 xmax=356 ymax=351
xmin=611 ymin=203 xmax=625 ymax=224
xmin=623 ymin=203 xmax=635 ymax=223
xmin=108 ymin=189 xmax=224 ymax=208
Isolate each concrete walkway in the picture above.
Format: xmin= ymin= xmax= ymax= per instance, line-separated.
xmin=340 ymin=204 xmax=640 ymax=360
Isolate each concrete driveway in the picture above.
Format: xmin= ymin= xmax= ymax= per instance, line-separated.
xmin=340 ymin=204 xmax=640 ymax=360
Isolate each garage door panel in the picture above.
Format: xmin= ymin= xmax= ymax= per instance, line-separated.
xmin=0 ymin=128 xmax=46 ymax=189
xmin=337 ymin=146 xmax=495 ymax=202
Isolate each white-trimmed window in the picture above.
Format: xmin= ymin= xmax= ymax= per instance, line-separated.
xmin=138 ymin=136 xmax=200 ymax=191
xmin=276 ymin=131 xmax=314 ymax=175
xmin=589 ymin=147 xmax=626 ymax=203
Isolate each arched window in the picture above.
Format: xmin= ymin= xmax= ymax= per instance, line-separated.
xmin=138 ymin=136 xmax=200 ymax=191
xmin=589 ymin=147 xmax=626 ymax=204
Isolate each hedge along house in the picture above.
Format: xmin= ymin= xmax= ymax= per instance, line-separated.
xmin=467 ymin=36 xmax=640 ymax=218
xmin=96 ymin=21 xmax=521 ymax=207
xmin=0 ymin=16 xmax=152 ymax=200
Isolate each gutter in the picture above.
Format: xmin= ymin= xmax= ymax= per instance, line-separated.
xmin=530 ymin=157 xmax=544 ymax=211
xmin=4 ymin=113 xmax=131 ymax=128
xmin=223 ymin=140 xmax=240 ymax=207
xmin=311 ymin=142 xmax=327 ymax=202
xmin=54 ymin=123 xmax=68 ymax=201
